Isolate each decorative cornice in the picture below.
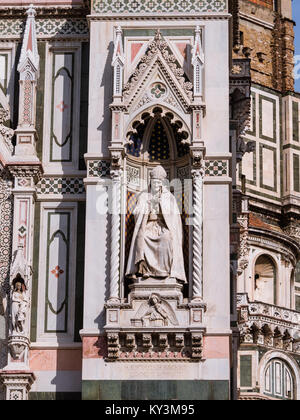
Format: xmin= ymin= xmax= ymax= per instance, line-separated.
xmin=88 ymin=13 xmax=231 ymax=21
xmin=0 ymin=6 xmax=89 ymax=19
xmin=7 ymin=164 xmax=43 ymax=184
xmin=92 ymin=0 xmax=227 ymax=15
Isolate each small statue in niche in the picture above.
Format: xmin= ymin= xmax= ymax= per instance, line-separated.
xmin=135 ymin=293 xmax=179 ymax=327
xmin=126 ymin=165 xmax=186 ymax=283
xmin=11 ymin=274 xmax=28 ymax=334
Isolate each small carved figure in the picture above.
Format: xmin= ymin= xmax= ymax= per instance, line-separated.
xmin=11 ymin=275 xmax=28 ymax=334
xmin=135 ymin=293 xmax=179 ymax=327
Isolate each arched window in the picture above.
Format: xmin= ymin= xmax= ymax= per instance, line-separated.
xmin=264 ymin=359 xmax=294 ymax=400
xmin=254 ymin=255 xmax=276 ymax=305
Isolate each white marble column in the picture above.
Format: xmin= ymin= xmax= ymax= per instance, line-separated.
xmin=109 ymin=169 xmax=122 ymax=301
xmin=191 ymin=168 xmax=204 ymax=301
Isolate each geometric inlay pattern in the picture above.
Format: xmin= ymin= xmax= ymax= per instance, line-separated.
xmin=204 ymin=160 xmax=228 ymax=177
xmin=0 ymin=19 xmax=89 ymax=38
xmin=93 ymin=0 xmax=227 ymax=14
xmin=88 ymin=161 xmax=111 ymax=178
xmin=0 ymin=175 xmax=13 ymax=290
xmin=37 ymin=178 xmax=85 ymax=194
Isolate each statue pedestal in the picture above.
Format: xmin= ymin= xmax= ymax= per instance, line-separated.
xmin=104 ymin=277 xmax=206 ymax=362
xmin=128 ymin=277 xmax=184 ymax=302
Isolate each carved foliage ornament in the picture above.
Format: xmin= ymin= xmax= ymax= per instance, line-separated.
xmin=0 ymin=108 xmax=14 ymax=152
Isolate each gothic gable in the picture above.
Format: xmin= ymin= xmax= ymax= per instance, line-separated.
xmin=123 ymin=31 xmax=194 ymax=113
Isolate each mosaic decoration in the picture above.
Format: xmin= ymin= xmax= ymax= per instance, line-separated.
xmin=37 ymin=178 xmax=85 ymax=195
xmin=0 ymin=175 xmax=12 ymax=374
xmin=0 ymin=175 xmax=13 ymax=292
xmin=149 ymin=119 xmax=170 ymax=161
xmin=93 ymin=0 xmax=227 ymax=14
xmin=126 ymin=134 xmax=143 ymax=158
xmin=204 ymin=160 xmax=228 ymax=177
xmin=0 ymin=19 xmax=89 ymax=38
xmin=88 ymin=160 xmax=111 ymax=178
xmin=173 ymin=125 xmax=189 ymax=158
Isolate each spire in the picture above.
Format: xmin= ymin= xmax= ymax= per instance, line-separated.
xmin=112 ymin=26 xmax=125 ymax=67
xmin=17 ymin=4 xmax=39 ymax=78
xmin=192 ymin=26 xmax=204 ymax=66
xmin=112 ymin=26 xmax=125 ymax=99
xmin=192 ymin=26 xmax=205 ymax=99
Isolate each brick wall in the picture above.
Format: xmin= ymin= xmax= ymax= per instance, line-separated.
xmin=232 ymin=0 xmax=295 ymax=93
xmin=246 ymin=0 xmax=273 ymax=9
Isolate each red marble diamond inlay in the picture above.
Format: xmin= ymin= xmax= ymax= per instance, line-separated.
xmin=51 ymin=265 xmax=64 ymax=279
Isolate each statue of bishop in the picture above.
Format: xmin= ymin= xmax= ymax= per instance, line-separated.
xmin=126 ymin=165 xmax=187 ymax=283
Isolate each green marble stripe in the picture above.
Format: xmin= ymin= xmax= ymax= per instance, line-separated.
xmin=79 ymin=42 xmax=89 ymax=171
xmin=293 ymin=154 xmax=300 ymax=193
xmin=293 ymin=101 xmax=299 ymax=143
xmin=30 ymin=202 xmax=41 ymax=343
xmin=283 ymin=144 xmax=300 ymax=151
xmin=82 ymin=380 xmax=230 ymax=401
xmin=240 ymin=355 xmax=252 ymax=388
xmin=124 ymin=29 xmax=194 ymax=37
xmin=36 ymin=43 xmax=46 ymax=161
xmin=29 ymin=392 xmax=81 ymax=401
xmin=74 ymin=202 xmax=86 ymax=342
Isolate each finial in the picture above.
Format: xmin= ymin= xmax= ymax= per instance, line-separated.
xmin=26 ymin=4 xmax=36 ymax=18
xmin=155 ymin=29 xmax=162 ymax=41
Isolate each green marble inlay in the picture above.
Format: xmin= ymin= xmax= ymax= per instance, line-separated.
xmin=293 ymin=154 xmax=300 ymax=193
xmin=296 ymin=295 xmax=300 ymax=312
xmin=74 ymin=202 xmax=86 ymax=342
xmin=79 ymin=42 xmax=89 ymax=171
xmin=82 ymin=380 xmax=230 ymax=401
xmin=259 ymin=94 xmax=277 ymax=144
xmin=30 ymin=202 xmax=41 ymax=343
xmin=29 ymin=392 xmax=81 ymax=401
xmin=246 ymin=92 xmax=256 ymax=137
xmin=124 ymin=29 xmax=194 ymax=37
xmin=92 ymin=0 xmax=227 ymax=14
xmin=259 ymin=143 xmax=277 ymax=192
xmin=36 ymin=43 xmax=46 ymax=161
xmin=240 ymin=355 xmax=252 ymax=388
xmin=293 ymin=101 xmax=299 ymax=142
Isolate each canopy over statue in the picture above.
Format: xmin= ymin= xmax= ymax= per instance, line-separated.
xmin=126 ymin=165 xmax=187 ymax=283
